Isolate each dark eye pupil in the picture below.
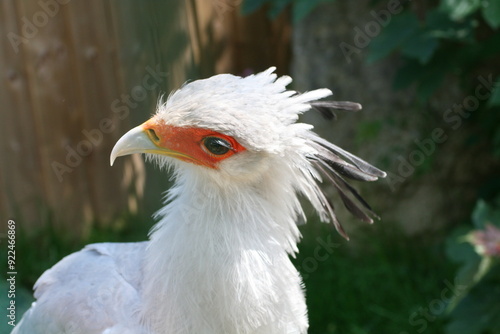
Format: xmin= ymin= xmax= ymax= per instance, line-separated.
xmin=203 ymin=137 xmax=231 ymax=155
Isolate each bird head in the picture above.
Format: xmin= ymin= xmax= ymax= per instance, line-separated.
xmin=110 ymin=67 xmax=386 ymax=238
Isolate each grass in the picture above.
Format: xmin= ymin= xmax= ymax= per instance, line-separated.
xmin=295 ymin=221 xmax=457 ymax=334
xmin=2 ymin=215 xmax=456 ymax=334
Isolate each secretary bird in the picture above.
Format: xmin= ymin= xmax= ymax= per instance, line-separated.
xmin=13 ymin=67 xmax=386 ymax=334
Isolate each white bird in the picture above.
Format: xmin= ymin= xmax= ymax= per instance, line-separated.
xmin=13 ymin=67 xmax=386 ymax=334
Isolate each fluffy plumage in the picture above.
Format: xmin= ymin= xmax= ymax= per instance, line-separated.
xmin=13 ymin=67 xmax=385 ymax=334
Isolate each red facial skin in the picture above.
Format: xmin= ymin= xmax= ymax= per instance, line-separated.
xmin=142 ymin=118 xmax=246 ymax=169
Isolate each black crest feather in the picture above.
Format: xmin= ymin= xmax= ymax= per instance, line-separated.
xmin=310 ymin=100 xmax=362 ymax=120
xmin=305 ymin=101 xmax=385 ymax=239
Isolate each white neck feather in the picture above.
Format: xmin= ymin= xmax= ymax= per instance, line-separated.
xmin=141 ymin=164 xmax=308 ymax=334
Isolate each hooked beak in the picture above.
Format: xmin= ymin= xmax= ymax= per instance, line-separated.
xmin=110 ymin=118 xmax=193 ymax=166
xmin=110 ymin=125 xmax=154 ymax=166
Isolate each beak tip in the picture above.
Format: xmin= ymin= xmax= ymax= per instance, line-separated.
xmin=109 ymin=125 xmax=153 ymax=166
xmin=110 ymin=147 xmax=119 ymax=166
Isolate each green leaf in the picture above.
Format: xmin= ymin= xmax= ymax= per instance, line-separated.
xmin=400 ymin=32 xmax=439 ymax=64
xmin=472 ymin=200 xmax=488 ymax=228
xmin=267 ymin=0 xmax=292 ymax=19
xmin=366 ymin=11 xmax=420 ymax=63
xmin=292 ymin=0 xmax=333 ymax=23
xmin=444 ymin=227 xmax=484 ymax=310
xmin=446 ymin=263 xmax=500 ymax=334
xmin=482 ymin=0 xmax=500 ymax=29
xmin=426 ymin=8 xmax=476 ymax=41
xmin=241 ymin=0 xmax=270 ymax=15
xmin=471 ymin=199 xmax=500 ymax=229
xmin=445 ymin=227 xmax=480 ymax=273
xmin=441 ymin=0 xmax=481 ymax=20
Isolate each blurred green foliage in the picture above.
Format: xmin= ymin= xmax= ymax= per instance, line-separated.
xmin=241 ymin=0 xmax=335 ymax=23
xmin=368 ymin=1 xmax=500 ymax=156
xmin=243 ymin=0 xmax=500 ymax=155
xmin=445 ymin=198 xmax=500 ymax=334
xmin=369 ymin=2 xmax=500 ymax=103
xmin=295 ymin=222 xmax=456 ymax=334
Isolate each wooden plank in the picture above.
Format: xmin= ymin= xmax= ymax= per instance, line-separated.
xmin=0 ymin=0 xmax=47 ymax=228
xmin=191 ymin=0 xmax=291 ymax=76
xmin=16 ymin=0 xmax=95 ymax=233
xmin=63 ymin=1 xmax=129 ymax=230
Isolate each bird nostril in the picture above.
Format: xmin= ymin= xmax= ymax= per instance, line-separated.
xmin=147 ymin=128 xmax=160 ymax=143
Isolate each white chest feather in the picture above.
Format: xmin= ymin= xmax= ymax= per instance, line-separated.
xmin=141 ymin=171 xmax=308 ymax=334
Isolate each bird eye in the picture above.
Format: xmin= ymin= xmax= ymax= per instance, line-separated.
xmin=203 ymin=137 xmax=232 ymax=155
